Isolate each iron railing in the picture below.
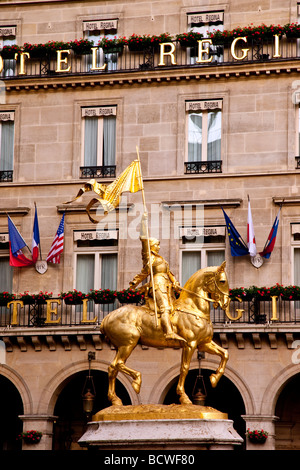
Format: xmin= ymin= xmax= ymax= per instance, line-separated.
xmin=80 ymin=165 xmax=116 ymax=178
xmin=184 ymin=160 xmax=222 ymax=174
xmin=0 ymin=170 xmax=13 ymax=182
xmin=2 ymin=38 xmax=300 ymax=80
xmin=0 ymin=297 xmax=300 ymax=329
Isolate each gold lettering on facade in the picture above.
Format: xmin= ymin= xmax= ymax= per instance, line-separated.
xmin=195 ymin=39 xmax=213 ymax=63
xmin=55 ymin=50 xmax=71 ymax=73
xmin=90 ymin=47 xmax=107 ymax=71
xmin=7 ymin=300 xmax=24 ymax=326
xmin=270 ymin=295 xmax=279 ymax=321
xmin=231 ymin=37 xmax=250 ymax=61
xmin=45 ymin=299 xmax=61 ymax=324
xmin=81 ymin=298 xmax=97 ymax=323
xmin=158 ymin=42 xmax=177 ymax=66
xmin=273 ymin=34 xmax=281 ymax=58
xmin=15 ymin=52 xmax=30 ymax=75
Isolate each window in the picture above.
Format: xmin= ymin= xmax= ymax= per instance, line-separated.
xmin=83 ymin=19 xmax=119 ymax=71
xmin=81 ymin=106 xmax=116 ymax=178
xmin=0 ymin=25 xmax=16 ymax=77
xmin=185 ymin=100 xmax=222 ymax=173
xmin=180 ymin=226 xmax=225 ymax=285
xmin=187 ymin=11 xmax=224 ymax=63
xmin=0 ymin=233 xmax=13 ymax=292
xmin=0 ymin=111 xmax=14 ymax=182
xmin=291 ymin=224 xmax=300 ymax=319
xmin=74 ymin=229 xmax=118 ymax=312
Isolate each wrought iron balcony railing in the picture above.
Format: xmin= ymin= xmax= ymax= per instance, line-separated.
xmin=185 ymin=160 xmax=222 ymax=174
xmin=0 ymin=170 xmax=13 ymax=182
xmin=2 ymin=37 xmax=300 ymax=80
xmin=80 ymin=165 xmax=116 ymax=178
xmin=0 ymin=297 xmax=300 ymax=329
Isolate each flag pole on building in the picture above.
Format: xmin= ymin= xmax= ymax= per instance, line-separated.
xmin=136 ymin=146 xmax=158 ymax=328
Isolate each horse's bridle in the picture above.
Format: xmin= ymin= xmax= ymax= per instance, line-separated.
xmin=179 ymin=271 xmax=229 ymax=306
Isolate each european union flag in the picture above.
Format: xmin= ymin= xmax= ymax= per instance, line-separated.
xmin=221 ymin=208 xmax=249 ymax=257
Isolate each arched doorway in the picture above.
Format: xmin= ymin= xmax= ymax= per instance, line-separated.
xmin=0 ymin=375 xmax=23 ymax=450
xmin=163 ymin=368 xmax=246 ymax=449
xmin=275 ymin=373 xmax=300 ymax=450
xmin=52 ymin=370 xmax=131 ymax=450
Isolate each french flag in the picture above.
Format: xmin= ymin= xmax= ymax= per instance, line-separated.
xmin=247 ymin=197 xmax=257 ymax=257
xmin=32 ymin=205 xmax=40 ymax=263
xmin=8 ymin=215 xmax=34 ymax=267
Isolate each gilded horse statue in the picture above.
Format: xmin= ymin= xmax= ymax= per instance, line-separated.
xmin=100 ymin=261 xmax=230 ymax=406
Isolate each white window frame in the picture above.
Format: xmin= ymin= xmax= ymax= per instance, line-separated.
xmin=0 ymin=111 xmax=15 ymax=173
xmin=185 ymin=100 xmax=222 ymax=162
xmin=179 ymin=226 xmax=225 ymax=284
xmin=187 ymin=11 xmax=224 ymax=64
xmin=0 ymin=234 xmax=13 ymax=292
xmin=83 ymin=19 xmax=119 ymax=71
xmin=74 ymin=229 xmax=118 ymax=291
xmin=81 ymin=106 xmax=116 ymax=167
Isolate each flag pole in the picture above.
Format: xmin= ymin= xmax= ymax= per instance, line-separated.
xmin=136 ymin=146 xmax=158 ymax=328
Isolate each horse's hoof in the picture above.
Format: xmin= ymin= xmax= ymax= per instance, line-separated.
xmin=179 ymin=396 xmax=192 ymax=405
xmin=132 ymin=374 xmax=141 ymax=394
xmin=210 ymin=374 xmax=218 ymax=388
xmin=110 ymin=397 xmax=123 ymax=406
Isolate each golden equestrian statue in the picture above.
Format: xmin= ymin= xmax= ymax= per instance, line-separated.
xmin=100 ymin=255 xmax=230 ymax=406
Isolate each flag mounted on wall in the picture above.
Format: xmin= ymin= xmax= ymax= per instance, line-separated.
xmin=221 ymin=208 xmax=249 ymax=257
xmin=247 ymin=196 xmax=257 ymax=258
xmin=7 ymin=215 xmax=34 ymax=267
xmin=46 ymin=213 xmax=65 ymax=264
xmin=32 ymin=204 xmax=40 ymax=263
xmin=259 ymin=207 xmax=281 ymax=259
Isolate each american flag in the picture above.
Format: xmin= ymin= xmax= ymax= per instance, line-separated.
xmin=46 ymin=213 xmax=65 ymax=264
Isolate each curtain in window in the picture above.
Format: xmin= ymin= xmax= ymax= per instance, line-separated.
xmin=103 ymin=116 xmax=116 ymax=166
xmin=84 ymin=117 xmax=98 ymax=167
xmin=188 ymin=112 xmax=202 ymax=162
xmin=0 ymin=257 xmax=13 ymax=291
xmin=101 ymin=253 xmax=117 ymax=290
xmin=0 ymin=121 xmax=14 ymax=170
xmin=181 ymin=251 xmax=201 ymax=286
xmin=207 ymin=110 xmax=221 ymax=161
xmin=76 ymin=254 xmax=95 ymax=292
xmin=207 ymin=250 xmax=225 ymax=267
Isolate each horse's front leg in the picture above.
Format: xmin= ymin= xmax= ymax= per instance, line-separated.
xmin=201 ymin=340 xmax=229 ymax=388
xmin=176 ymin=342 xmax=197 ymax=405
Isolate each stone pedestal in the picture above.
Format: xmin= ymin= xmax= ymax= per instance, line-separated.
xmin=78 ymin=405 xmax=243 ymax=450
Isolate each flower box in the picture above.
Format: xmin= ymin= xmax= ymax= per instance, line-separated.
xmin=117 ymin=288 xmax=144 ymax=304
xmin=18 ymin=430 xmax=42 ymax=444
xmin=246 ymin=429 xmax=268 ymax=443
xmin=0 ymin=292 xmax=15 ymax=306
xmin=60 ymin=290 xmax=87 ymax=305
xmin=88 ymin=289 xmax=117 ymax=304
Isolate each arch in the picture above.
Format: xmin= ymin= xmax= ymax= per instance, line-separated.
xmin=0 ymin=364 xmax=33 ymax=414
xmin=37 ymin=358 xmax=139 ymax=415
xmin=260 ymin=363 xmax=300 ymax=416
xmin=149 ymin=357 xmax=255 ymax=414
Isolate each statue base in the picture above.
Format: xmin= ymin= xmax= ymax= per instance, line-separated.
xmin=78 ymin=404 xmax=243 ymax=450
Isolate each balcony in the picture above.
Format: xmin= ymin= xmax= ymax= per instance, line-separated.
xmin=185 ymin=160 xmax=222 ymax=174
xmin=2 ymin=37 xmax=300 ymax=82
xmin=80 ymin=165 xmax=116 ymax=179
xmin=0 ymin=297 xmax=299 ymax=329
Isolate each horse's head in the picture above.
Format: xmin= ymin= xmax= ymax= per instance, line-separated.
xmin=183 ymin=261 xmax=230 ymax=310
xmin=204 ymin=261 xmax=230 ymax=310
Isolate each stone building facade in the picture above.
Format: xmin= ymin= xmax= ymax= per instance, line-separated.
xmin=0 ymin=0 xmax=300 ymax=450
